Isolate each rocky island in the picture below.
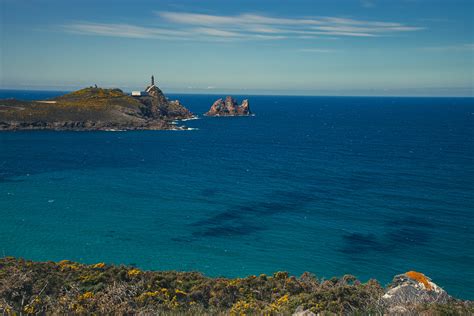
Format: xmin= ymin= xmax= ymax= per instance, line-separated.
xmin=205 ymin=96 xmax=251 ymax=116
xmin=0 ymin=258 xmax=472 ymax=315
xmin=0 ymin=76 xmax=194 ymax=131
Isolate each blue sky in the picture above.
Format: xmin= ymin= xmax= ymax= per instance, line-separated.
xmin=1 ymin=0 xmax=473 ymax=96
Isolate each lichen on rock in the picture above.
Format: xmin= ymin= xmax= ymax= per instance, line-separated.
xmin=382 ymin=270 xmax=451 ymax=314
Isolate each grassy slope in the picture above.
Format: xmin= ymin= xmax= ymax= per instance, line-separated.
xmin=0 ymin=88 xmax=148 ymax=124
xmin=0 ymin=257 xmax=471 ymax=315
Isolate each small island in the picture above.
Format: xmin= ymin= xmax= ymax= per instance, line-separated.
xmin=205 ymin=96 xmax=251 ymax=116
xmin=0 ymin=76 xmax=194 ymax=131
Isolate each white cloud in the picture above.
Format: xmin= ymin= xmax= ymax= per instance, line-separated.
xmin=64 ymin=23 xmax=188 ymax=39
xmin=157 ymin=11 xmax=424 ymax=38
xmin=192 ymin=27 xmax=241 ymax=37
xmin=63 ymin=11 xmax=424 ymax=42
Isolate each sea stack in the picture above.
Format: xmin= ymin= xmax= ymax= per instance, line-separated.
xmin=205 ymin=96 xmax=251 ymax=116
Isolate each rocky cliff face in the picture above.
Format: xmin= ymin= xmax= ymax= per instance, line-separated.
xmin=138 ymin=85 xmax=193 ymax=120
xmin=205 ymin=96 xmax=251 ymax=116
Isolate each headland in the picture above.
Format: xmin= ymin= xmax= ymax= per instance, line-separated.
xmin=0 ymin=76 xmax=195 ymax=131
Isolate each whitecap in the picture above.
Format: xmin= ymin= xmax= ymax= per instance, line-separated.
xmin=180 ymin=116 xmax=200 ymax=122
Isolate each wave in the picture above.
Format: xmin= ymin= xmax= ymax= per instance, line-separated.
xmin=180 ymin=116 xmax=200 ymax=122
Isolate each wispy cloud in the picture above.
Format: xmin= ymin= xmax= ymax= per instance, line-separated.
xmin=157 ymin=11 xmax=424 ymax=38
xmin=422 ymin=43 xmax=474 ymax=51
xmin=64 ymin=23 xmax=189 ymax=40
xmin=63 ymin=11 xmax=424 ymax=41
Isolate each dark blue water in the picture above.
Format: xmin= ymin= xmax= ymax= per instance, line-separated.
xmin=1 ymin=90 xmax=473 ymax=299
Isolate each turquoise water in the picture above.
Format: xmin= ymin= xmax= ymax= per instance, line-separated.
xmin=0 ymin=91 xmax=473 ymax=299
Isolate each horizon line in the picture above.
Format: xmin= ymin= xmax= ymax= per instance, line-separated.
xmin=0 ymin=87 xmax=473 ymax=98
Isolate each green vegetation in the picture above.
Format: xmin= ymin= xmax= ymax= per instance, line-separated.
xmin=0 ymin=88 xmax=147 ymax=125
xmin=53 ymin=87 xmax=144 ymax=109
xmin=0 ymin=257 xmax=471 ymax=315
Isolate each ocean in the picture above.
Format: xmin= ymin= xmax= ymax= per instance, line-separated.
xmin=0 ymin=90 xmax=473 ymax=299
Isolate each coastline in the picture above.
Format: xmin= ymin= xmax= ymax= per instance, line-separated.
xmin=0 ymin=122 xmax=191 ymax=132
xmin=0 ymin=85 xmax=196 ymax=132
xmin=0 ymin=257 xmax=472 ymax=315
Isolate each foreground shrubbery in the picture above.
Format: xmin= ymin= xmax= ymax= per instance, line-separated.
xmin=0 ymin=257 xmax=471 ymax=315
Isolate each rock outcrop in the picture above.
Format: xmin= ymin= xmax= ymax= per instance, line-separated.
xmin=205 ymin=96 xmax=251 ymax=116
xmin=293 ymin=306 xmax=316 ymax=316
xmin=137 ymin=83 xmax=193 ymax=120
xmin=382 ymin=271 xmax=451 ymax=314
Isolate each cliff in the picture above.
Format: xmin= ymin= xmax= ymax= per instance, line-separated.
xmin=0 ymin=258 xmax=471 ymax=315
xmin=0 ymin=85 xmax=194 ymax=131
xmin=205 ymin=96 xmax=251 ymax=116
xmin=138 ymin=84 xmax=193 ymax=120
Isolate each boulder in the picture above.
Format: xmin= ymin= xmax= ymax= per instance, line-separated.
xmin=382 ymin=271 xmax=450 ymax=313
xmin=293 ymin=306 xmax=316 ymax=316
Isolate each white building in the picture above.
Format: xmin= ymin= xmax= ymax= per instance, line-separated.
xmin=131 ymin=91 xmax=148 ymax=97
xmin=132 ymin=76 xmax=155 ymax=97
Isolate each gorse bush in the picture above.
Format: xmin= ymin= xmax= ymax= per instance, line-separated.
xmin=0 ymin=257 xmax=471 ymax=315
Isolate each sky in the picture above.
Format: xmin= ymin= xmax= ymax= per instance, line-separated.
xmin=1 ymin=0 xmax=473 ymax=96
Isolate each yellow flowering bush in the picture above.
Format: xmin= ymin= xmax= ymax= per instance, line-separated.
xmin=127 ymin=268 xmax=141 ymax=277
xmin=91 ymin=262 xmax=105 ymax=269
xmin=230 ymin=300 xmax=259 ymax=315
xmin=58 ymin=260 xmax=79 ymax=271
xmin=78 ymin=292 xmax=94 ymax=301
xmin=175 ymin=289 xmax=187 ymax=296
xmin=265 ymin=294 xmax=290 ymax=314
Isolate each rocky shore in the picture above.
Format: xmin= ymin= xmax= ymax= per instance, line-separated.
xmin=205 ymin=96 xmax=251 ymax=116
xmin=0 ymin=119 xmax=183 ymax=131
xmin=0 ymin=257 xmax=471 ymax=315
xmin=0 ymin=80 xmax=194 ymax=131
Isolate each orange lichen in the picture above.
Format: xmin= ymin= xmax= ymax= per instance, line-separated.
xmin=405 ymin=271 xmax=432 ymax=290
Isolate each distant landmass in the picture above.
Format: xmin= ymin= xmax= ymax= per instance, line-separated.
xmin=205 ymin=96 xmax=251 ymax=116
xmin=0 ymin=77 xmax=194 ymax=131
